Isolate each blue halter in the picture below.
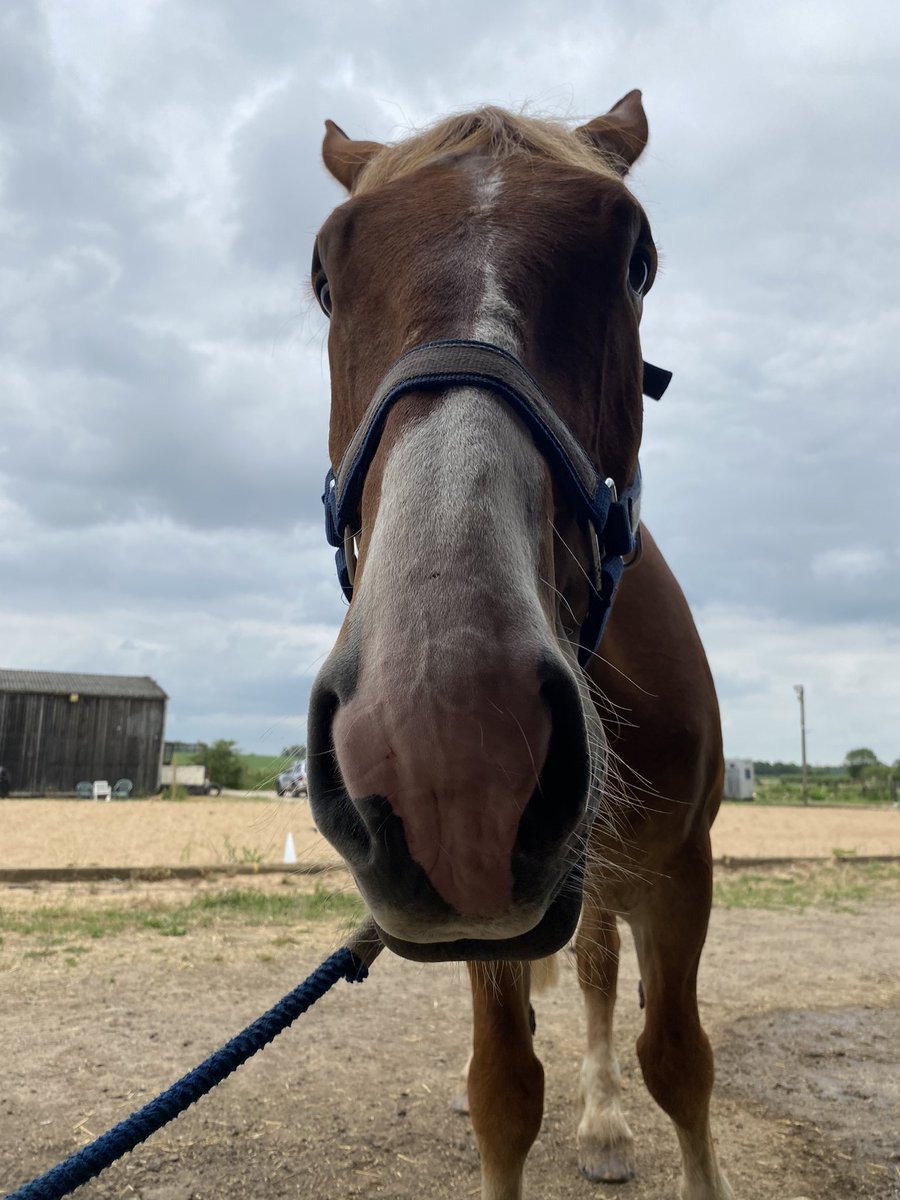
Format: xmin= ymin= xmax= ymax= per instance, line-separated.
xmin=322 ymin=339 xmax=670 ymax=667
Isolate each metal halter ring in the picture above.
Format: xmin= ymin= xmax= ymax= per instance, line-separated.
xmin=343 ymin=525 xmax=358 ymax=587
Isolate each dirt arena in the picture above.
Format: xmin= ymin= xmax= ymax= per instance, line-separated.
xmin=2 ymin=801 xmax=899 ymax=1199
xmin=3 ymin=795 xmax=900 ymax=869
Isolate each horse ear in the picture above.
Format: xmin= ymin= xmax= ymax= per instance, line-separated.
xmin=576 ymin=90 xmax=648 ymax=175
xmin=322 ymin=120 xmax=383 ymax=191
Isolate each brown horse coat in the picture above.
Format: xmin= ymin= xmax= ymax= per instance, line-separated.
xmin=309 ymin=91 xmax=733 ymax=1200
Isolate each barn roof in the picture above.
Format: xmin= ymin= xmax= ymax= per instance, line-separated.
xmin=0 ymin=669 xmax=167 ymax=700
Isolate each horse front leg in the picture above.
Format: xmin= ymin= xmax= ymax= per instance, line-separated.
xmin=466 ymin=961 xmax=544 ymax=1200
xmin=575 ymin=893 xmax=635 ymax=1181
xmin=629 ymin=840 xmax=733 ymax=1200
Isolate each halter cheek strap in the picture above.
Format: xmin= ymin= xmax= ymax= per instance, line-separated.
xmin=322 ymin=339 xmax=671 ymax=667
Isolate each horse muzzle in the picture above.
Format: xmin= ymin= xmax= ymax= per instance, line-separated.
xmin=307 ymin=647 xmax=597 ymax=962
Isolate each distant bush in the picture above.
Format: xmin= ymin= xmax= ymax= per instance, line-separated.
xmin=202 ymin=740 xmax=244 ymax=789
xmin=843 ymin=747 xmax=881 ymax=781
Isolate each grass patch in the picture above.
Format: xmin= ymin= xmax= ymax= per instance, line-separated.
xmin=0 ymin=885 xmax=364 ymax=945
xmin=714 ymin=861 xmax=900 ymax=911
xmin=271 ymin=934 xmax=300 ymax=947
xmin=187 ymin=888 xmax=361 ymax=920
xmin=218 ymin=836 xmax=266 ymax=865
xmin=180 ymin=836 xmax=268 ymax=866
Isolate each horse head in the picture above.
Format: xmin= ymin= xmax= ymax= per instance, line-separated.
xmin=307 ymin=92 xmax=656 ymax=961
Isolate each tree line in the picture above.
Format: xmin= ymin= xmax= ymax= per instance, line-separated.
xmin=754 ymin=749 xmax=898 ymax=781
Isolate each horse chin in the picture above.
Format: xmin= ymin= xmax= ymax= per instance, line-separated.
xmin=371 ymin=860 xmax=585 ymax=963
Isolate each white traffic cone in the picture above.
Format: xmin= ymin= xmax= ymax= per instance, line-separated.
xmin=283 ymin=831 xmax=297 ymax=865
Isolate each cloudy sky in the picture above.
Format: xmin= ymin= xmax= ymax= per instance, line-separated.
xmin=2 ymin=0 xmax=898 ymax=765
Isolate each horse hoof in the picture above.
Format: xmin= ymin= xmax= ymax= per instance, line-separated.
xmin=578 ymin=1146 xmax=636 ymax=1184
xmin=450 ymin=1090 xmax=470 ymax=1116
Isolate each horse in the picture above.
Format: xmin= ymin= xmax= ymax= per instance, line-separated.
xmin=306 ymin=89 xmax=733 ymax=1200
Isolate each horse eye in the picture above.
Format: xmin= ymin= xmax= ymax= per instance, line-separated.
xmin=316 ymin=277 xmax=332 ymax=317
xmin=628 ymin=252 xmax=650 ymax=297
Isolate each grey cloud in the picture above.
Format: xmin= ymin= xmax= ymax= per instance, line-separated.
xmin=230 ymin=79 xmax=355 ymax=271
xmin=0 ymin=508 xmax=344 ymax=626
xmin=2 ymin=0 xmax=897 ymax=759
xmin=0 ymin=3 xmax=55 ymax=126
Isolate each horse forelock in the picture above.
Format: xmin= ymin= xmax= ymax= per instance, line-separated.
xmin=353 ymin=107 xmax=622 ymax=195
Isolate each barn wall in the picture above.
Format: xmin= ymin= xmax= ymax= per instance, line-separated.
xmin=0 ymin=692 xmax=166 ymax=795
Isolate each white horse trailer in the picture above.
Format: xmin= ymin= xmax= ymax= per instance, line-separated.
xmin=159 ymin=763 xmax=222 ymax=795
xmin=724 ymin=758 xmax=755 ymax=801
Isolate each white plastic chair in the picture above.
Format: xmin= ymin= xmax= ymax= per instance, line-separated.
xmin=92 ymin=779 xmax=112 ymax=802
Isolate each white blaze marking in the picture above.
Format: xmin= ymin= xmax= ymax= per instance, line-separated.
xmin=362 ymin=161 xmax=535 ymax=646
xmin=474 ymin=165 xmax=503 ymax=213
xmin=471 ymin=166 xmax=521 ymax=353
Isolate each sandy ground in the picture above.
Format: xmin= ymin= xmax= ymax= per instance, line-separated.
xmin=1 ymin=873 xmax=898 ymax=1200
xmin=2 ymin=796 xmax=899 ymax=870
xmin=2 ymin=796 xmax=899 ymax=1198
xmin=0 ymin=794 xmax=334 ymax=870
xmin=712 ymin=803 xmax=900 ymax=859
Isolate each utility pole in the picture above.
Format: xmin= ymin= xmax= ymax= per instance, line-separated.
xmin=794 ymin=685 xmax=808 ymax=805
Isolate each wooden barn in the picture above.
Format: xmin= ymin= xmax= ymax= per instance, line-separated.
xmin=0 ymin=669 xmax=167 ymax=796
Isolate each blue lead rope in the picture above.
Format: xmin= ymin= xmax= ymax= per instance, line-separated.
xmin=5 ymin=944 xmax=372 ymax=1200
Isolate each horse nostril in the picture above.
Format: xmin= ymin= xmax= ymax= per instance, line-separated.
xmin=307 ymin=678 xmax=371 ymax=863
xmin=515 ymin=656 xmax=593 ymax=860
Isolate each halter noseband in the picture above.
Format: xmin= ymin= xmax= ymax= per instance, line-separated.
xmin=322 ymin=339 xmax=671 ymax=668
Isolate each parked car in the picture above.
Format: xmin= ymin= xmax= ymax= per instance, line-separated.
xmin=277 ymin=760 xmax=307 ymax=797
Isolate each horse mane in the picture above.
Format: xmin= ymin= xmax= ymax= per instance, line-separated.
xmin=353 ymin=107 xmax=622 ymax=194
